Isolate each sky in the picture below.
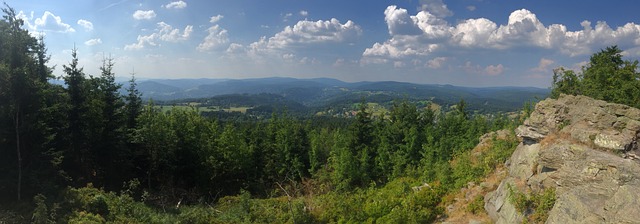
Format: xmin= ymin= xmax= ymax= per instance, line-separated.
xmin=5 ymin=0 xmax=640 ymax=87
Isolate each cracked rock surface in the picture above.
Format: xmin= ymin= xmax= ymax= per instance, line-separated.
xmin=485 ymin=95 xmax=640 ymax=224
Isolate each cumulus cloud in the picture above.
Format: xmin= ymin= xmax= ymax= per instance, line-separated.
xmin=270 ymin=19 xmax=361 ymax=46
xmin=157 ymin=22 xmax=193 ymax=41
xmin=125 ymin=34 xmax=157 ymax=50
xmin=77 ymin=19 xmax=93 ymax=31
xmin=419 ymin=0 xmax=453 ymax=18
xmin=242 ymin=18 xmax=362 ymax=59
xmin=363 ymin=38 xmax=440 ymax=59
xmin=300 ymin=10 xmax=309 ymax=17
xmin=363 ymin=5 xmax=640 ymax=67
xmin=384 ymin=5 xmax=422 ymax=36
xmin=84 ymin=38 xmax=102 ymax=46
xmin=222 ymin=18 xmax=361 ymax=65
xmin=197 ymin=15 xmax=229 ymax=52
xmin=133 ymin=10 xmax=156 ymax=20
xmin=163 ymin=1 xmax=187 ymax=9
xmin=125 ymin=22 xmax=192 ymax=50
xmin=466 ymin=6 xmax=476 ymax=12
xmin=17 ymin=11 xmax=75 ymax=33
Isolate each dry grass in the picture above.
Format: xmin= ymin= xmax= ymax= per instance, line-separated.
xmin=439 ymin=130 xmax=514 ymax=224
xmin=439 ymin=165 xmax=507 ymax=224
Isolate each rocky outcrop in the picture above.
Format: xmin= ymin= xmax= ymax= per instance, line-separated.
xmin=485 ymin=95 xmax=640 ymax=223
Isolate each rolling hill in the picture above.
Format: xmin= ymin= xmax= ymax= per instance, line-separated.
xmin=135 ymin=77 xmax=549 ymax=113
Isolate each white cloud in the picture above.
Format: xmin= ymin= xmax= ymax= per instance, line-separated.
xmin=133 ymin=10 xmax=156 ymax=20
xmin=282 ymin=53 xmax=296 ymax=62
xmin=77 ymin=19 xmax=93 ymax=31
xmin=462 ymin=61 xmax=504 ymax=76
xmin=243 ymin=18 xmax=362 ymax=59
xmin=300 ymin=10 xmax=308 ymax=17
xmin=467 ymin=6 xmax=476 ymax=12
xmin=157 ymin=22 xmax=193 ymax=42
xmin=384 ymin=5 xmax=422 ymax=36
xmin=125 ymin=22 xmax=192 ymax=50
xmin=226 ymin=43 xmax=245 ymax=54
xmin=623 ymin=47 xmax=640 ymax=57
xmin=532 ymin=58 xmax=554 ymax=72
xmin=452 ymin=18 xmax=497 ymax=47
xmin=363 ymin=5 xmax=640 ymax=68
xmin=163 ymin=1 xmax=187 ymax=9
xmin=270 ymin=18 xmax=361 ymax=46
xmin=394 ymin=61 xmax=406 ymax=68
xmin=419 ymin=0 xmax=453 ymax=18
xmin=427 ymin=57 xmax=447 ymax=69
xmin=362 ymin=37 xmax=440 ymax=59
xmin=485 ymin=64 xmax=504 ymax=76
xmin=19 ymin=11 xmax=75 ymax=33
xmin=84 ymin=38 xmax=102 ymax=46
xmin=197 ymin=15 xmax=229 ymax=52
xmin=125 ymin=34 xmax=157 ymax=50
xmin=283 ymin=13 xmax=293 ymax=22
xmin=209 ymin=15 xmax=224 ymax=23
xmin=197 ymin=25 xmax=229 ymax=51
xmin=300 ymin=57 xmax=320 ymax=65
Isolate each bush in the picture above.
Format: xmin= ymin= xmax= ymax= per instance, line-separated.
xmin=508 ymin=184 xmax=556 ymax=223
xmin=467 ymin=195 xmax=485 ymax=215
xmin=316 ymin=178 xmax=444 ymax=223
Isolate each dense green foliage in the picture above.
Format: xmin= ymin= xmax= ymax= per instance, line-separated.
xmin=551 ymin=46 xmax=640 ymax=108
xmin=508 ymin=185 xmax=556 ymax=224
xmin=0 ymin=5 xmax=526 ymax=223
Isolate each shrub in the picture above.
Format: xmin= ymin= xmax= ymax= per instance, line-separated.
xmin=467 ymin=195 xmax=485 ymax=214
xmin=508 ymin=184 xmax=556 ymax=223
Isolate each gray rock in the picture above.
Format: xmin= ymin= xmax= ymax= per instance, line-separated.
xmin=485 ymin=95 xmax=640 ymax=223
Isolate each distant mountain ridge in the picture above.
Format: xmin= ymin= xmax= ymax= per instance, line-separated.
xmin=131 ymin=77 xmax=549 ymax=112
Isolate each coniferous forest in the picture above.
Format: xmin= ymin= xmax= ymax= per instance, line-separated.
xmin=0 ymin=5 xmax=528 ymax=223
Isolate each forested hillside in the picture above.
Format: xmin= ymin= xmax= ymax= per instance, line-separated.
xmin=1 ymin=5 xmax=523 ymax=223
xmin=136 ymin=77 xmax=548 ymax=114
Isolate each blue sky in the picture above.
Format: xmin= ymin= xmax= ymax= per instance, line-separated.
xmin=6 ymin=0 xmax=640 ymax=87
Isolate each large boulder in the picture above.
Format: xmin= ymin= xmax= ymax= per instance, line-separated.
xmin=485 ymin=95 xmax=640 ymax=223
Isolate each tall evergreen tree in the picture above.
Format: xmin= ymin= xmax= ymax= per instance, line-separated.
xmin=62 ymin=47 xmax=92 ymax=185
xmin=125 ymin=70 xmax=142 ymax=130
xmin=94 ymin=56 xmax=127 ymax=188
xmin=0 ymin=4 xmax=58 ymax=201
